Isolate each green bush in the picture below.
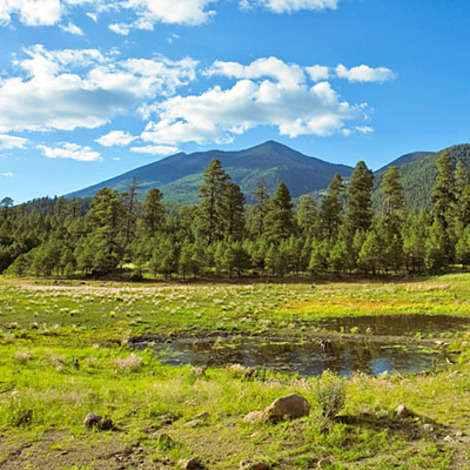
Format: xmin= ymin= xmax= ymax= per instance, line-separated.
xmin=315 ymin=373 xmax=346 ymax=419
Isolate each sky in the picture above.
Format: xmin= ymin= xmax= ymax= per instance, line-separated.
xmin=0 ymin=0 xmax=470 ymax=203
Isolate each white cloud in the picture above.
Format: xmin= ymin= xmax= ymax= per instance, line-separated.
xmin=208 ymin=57 xmax=305 ymax=89
xmin=130 ymin=144 xmax=179 ymax=155
xmin=306 ymin=65 xmax=330 ymax=81
xmin=1 ymin=171 xmax=13 ymax=177
xmin=121 ymin=0 xmax=216 ymax=26
xmin=0 ymin=45 xmax=197 ymax=133
xmin=109 ymin=22 xmax=130 ymax=35
xmin=0 ymin=134 xmax=28 ymax=149
xmin=60 ymin=21 xmax=84 ymax=35
xmin=356 ymin=125 xmax=373 ymax=134
xmin=0 ymin=0 xmax=63 ymax=26
xmin=142 ymin=58 xmax=365 ymax=145
xmin=86 ymin=11 xmax=97 ymax=22
xmin=336 ymin=64 xmax=396 ymax=83
xmin=241 ymin=0 xmax=339 ymax=13
xmin=38 ymin=142 xmax=102 ymax=161
xmin=96 ymin=130 xmax=137 ymax=146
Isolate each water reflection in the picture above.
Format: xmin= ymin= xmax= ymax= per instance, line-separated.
xmin=152 ymin=336 xmax=444 ymax=377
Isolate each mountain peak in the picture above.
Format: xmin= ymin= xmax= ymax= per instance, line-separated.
xmin=66 ymin=140 xmax=354 ymax=203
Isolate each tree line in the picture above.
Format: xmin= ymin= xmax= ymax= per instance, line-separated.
xmin=1 ymin=150 xmax=470 ymax=279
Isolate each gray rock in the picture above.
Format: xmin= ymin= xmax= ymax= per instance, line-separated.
xmin=178 ymin=457 xmax=207 ymax=469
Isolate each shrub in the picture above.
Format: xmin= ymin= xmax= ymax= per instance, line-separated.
xmin=315 ymin=373 xmax=346 ymax=419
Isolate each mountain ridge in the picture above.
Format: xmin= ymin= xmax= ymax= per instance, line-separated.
xmin=66 ymin=140 xmax=355 ymax=203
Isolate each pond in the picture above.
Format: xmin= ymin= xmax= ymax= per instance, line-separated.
xmin=314 ymin=314 xmax=470 ymax=337
xmin=147 ymin=336 xmax=445 ymax=377
xmin=133 ymin=314 xmax=467 ymax=377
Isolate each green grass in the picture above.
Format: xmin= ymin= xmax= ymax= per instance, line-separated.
xmin=0 ymin=275 xmax=469 ymax=468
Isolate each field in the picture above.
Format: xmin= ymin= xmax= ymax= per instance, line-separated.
xmin=1 ymin=275 xmax=470 ymax=469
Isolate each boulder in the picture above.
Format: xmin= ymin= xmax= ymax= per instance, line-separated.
xmin=243 ymin=394 xmax=310 ymax=424
xmin=265 ymin=394 xmax=310 ymax=422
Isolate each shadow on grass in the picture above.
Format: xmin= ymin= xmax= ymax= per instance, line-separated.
xmin=334 ymin=412 xmax=444 ymax=440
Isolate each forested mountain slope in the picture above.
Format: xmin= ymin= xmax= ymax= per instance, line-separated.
xmin=66 ymin=141 xmax=354 ymax=203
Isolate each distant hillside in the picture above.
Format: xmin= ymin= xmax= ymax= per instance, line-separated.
xmin=66 ymin=141 xmax=354 ymax=203
xmin=376 ymin=151 xmax=435 ymax=174
xmin=373 ymin=144 xmax=470 ymax=210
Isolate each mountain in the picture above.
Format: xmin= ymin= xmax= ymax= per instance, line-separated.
xmin=376 ymin=151 xmax=435 ymax=174
xmin=66 ymin=141 xmax=354 ymax=204
xmin=373 ymin=144 xmax=470 ymax=210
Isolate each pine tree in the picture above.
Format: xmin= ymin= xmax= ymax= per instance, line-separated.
xmin=143 ymin=188 xmax=165 ymax=236
xmin=297 ymin=194 xmax=319 ymax=237
xmin=265 ymin=182 xmax=296 ymax=242
xmin=320 ymin=174 xmax=345 ymax=242
xmin=453 ymin=160 xmax=470 ymax=227
xmin=221 ymin=182 xmax=245 ymax=241
xmin=432 ymin=150 xmax=455 ymax=227
xmin=344 ymin=162 xmax=374 ymax=236
xmin=196 ymin=159 xmax=230 ymax=244
xmin=379 ymin=166 xmax=406 ymax=272
xmin=249 ymin=180 xmax=270 ymax=237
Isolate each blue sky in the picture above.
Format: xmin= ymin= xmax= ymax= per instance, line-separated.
xmin=0 ymin=0 xmax=469 ymax=203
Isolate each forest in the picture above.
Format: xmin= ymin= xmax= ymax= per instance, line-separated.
xmin=1 ymin=149 xmax=469 ymax=280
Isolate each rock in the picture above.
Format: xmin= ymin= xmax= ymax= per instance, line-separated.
xmin=422 ymin=424 xmax=434 ymax=433
xmin=243 ymin=410 xmax=267 ymax=424
xmin=183 ymin=412 xmax=209 ymax=428
xmin=265 ymin=394 xmax=310 ymax=422
xmin=239 ymin=461 xmax=271 ymax=470
xmin=443 ymin=435 xmax=453 ymax=443
xmin=83 ymin=413 xmax=113 ymax=430
xmin=395 ymin=405 xmax=411 ymax=418
xmin=178 ymin=457 xmax=206 ymax=469
xmin=84 ymin=413 xmax=102 ymax=428
xmin=456 ymin=431 xmax=465 ymax=438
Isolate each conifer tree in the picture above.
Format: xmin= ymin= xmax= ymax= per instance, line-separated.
xmin=249 ymin=180 xmax=270 ymax=238
xmin=143 ymin=188 xmax=165 ymax=236
xmin=265 ymin=182 xmax=296 ymax=242
xmin=344 ymin=162 xmax=374 ymax=236
xmin=196 ymin=159 xmax=230 ymax=244
xmin=320 ymin=174 xmax=345 ymax=242
xmin=297 ymin=194 xmax=319 ymax=237
xmin=221 ymin=182 xmax=245 ymax=241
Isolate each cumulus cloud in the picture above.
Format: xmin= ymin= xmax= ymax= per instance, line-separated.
xmin=336 ymin=64 xmax=396 ymax=83
xmin=0 ymin=0 xmax=63 ymax=26
xmin=60 ymin=21 xmax=84 ymax=35
xmin=0 ymin=134 xmax=28 ymax=149
xmin=241 ymin=0 xmax=339 ymax=13
xmin=0 ymin=45 xmax=197 ymax=133
xmin=37 ymin=142 xmax=102 ymax=161
xmin=142 ymin=57 xmax=366 ymax=145
xmin=130 ymin=144 xmax=179 ymax=155
xmin=306 ymin=65 xmax=330 ymax=81
xmin=208 ymin=56 xmax=305 ymax=89
xmin=96 ymin=130 xmax=137 ymax=146
xmin=107 ymin=0 xmax=217 ymax=34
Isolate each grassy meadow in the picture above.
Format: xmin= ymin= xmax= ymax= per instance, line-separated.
xmin=1 ymin=274 xmax=470 ymax=469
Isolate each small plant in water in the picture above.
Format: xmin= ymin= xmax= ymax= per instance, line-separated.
xmin=315 ymin=372 xmax=346 ymax=419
